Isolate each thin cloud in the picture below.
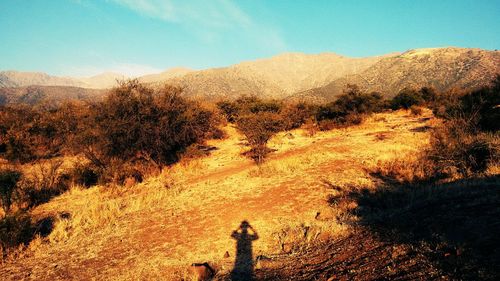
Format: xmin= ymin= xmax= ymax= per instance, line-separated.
xmin=109 ymin=0 xmax=288 ymax=51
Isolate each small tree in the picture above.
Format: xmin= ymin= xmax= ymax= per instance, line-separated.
xmin=236 ymin=112 xmax=283 ymax=164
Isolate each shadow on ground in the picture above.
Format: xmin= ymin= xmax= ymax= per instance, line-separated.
xmin=0 ymin=213 xmax=57 ymax=258
xmin=351 ymin=174 xmax=500 ymax=280
xmin=242 ymin=175 xmax=500 ymax=280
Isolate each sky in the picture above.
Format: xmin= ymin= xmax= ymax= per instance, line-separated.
xmin=1 ymin=0 xmax=499 ymax=77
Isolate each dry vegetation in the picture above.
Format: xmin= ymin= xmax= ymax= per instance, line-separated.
xmin=0 ymin=77 xmax=499 ymax=280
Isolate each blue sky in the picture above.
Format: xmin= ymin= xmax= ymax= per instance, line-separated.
xmin=1 ymin=0 xmax=499 ymax=77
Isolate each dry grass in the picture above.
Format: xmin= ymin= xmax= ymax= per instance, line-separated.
xmin=0 ymin=109 xmax=439 ymax=280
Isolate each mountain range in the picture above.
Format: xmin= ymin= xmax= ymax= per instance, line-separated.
xmin=1 ymin=47 xmax=499 ymax=105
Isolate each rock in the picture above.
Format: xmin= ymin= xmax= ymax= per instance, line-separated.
xmin=314 ymin=207 xmax=336 ymax=220
xmin=255 ymin=255 xmax=272 ymax=269
xmin=123 ymin=177 xmax=136 ymax=188
xmin=189 ymin=262 xmax=214 ymax=281
xmin=281 ymin=242 xmax=293 ymax=253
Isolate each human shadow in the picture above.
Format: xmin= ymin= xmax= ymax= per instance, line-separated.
xmin=230 ymin=220 xmax=259 ymax=281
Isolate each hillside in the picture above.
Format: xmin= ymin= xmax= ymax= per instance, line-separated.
xmin=0 ymin=86 xmax=106 ymax=106
xmin=0 ymin=110 xmax=472 ymax=280
xmin=297 ymin=47 xmax=500 ymax=101
xmin=2 ymin=47 xmax=499 ymax=103
xmin=0 ymin=71 xmax=86 ymax=88
xmin=162 ymin=53 xmax=388 ymax=100
xmin=0 ymin=71 xmax=126 ymax=90
xmin=138 ymin=67 xmax=194 ymax=84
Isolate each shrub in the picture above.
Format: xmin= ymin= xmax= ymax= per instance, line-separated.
xmin=217 ymin=100 xmax=240 ymax=122
xmin=248 ymin=100 xmax=282 ymax=114
xmin=453 ymin=75 xmax=500 ymax=132
xmin=280 ymin=102 xmax=313 ymax=130
xmin=79 ymin=81 xmax=220 ymax=174
xmin=70 ymin=162 xmax=99 ymax=187
xmin=15 ymin=159 xmax=69 ymax=208
xmin=427 ymin=120 xmax=498 ymax=177
xmin=316 ymin=85 xmax=385 ymax=127
xmin=334 ymin=85 xmax=385 ymax=114
xmin=217 ymin=96 xmax=284 ymax=123
xmin=0 ymin=168 xmax=22 ymax=214
xmin=0 ymin=212 xmax=34 ymax=257
xmin=419 ymin=87 xmax=438 ymax=103
xmin=96 ymin=158 xmax=144 ymax=185
xmin=410 ymin=105 xmax=423 ymax=116
xmin=236 ymin=112 xmax=283 ymax=164
xmin=0 ymin=103 xmax=82 ymax=163
xmin=391 ymin=88 xmax=424 ymax=109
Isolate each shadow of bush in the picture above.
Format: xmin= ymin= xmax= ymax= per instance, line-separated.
xmin=0 ymin=212 xmax=55 ymax=258
xmin=348 ymin=174 xmax=500 ymax=280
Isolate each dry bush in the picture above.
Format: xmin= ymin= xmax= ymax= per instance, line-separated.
xmin=318 ymin=113 xmax=364 ymax=131
xmin=303 ymin=118 xmax=318 ymax=137
xmin=316 ymin=85 xmax=384 ymax=130
xmin=0 ymin=167 xmax=22 ymax=214
xmin=69 ymin=161 xmax=99 ymax=187
xmin=216 ymin=100 xmax=240 ymax=122
xmin=0 ymin=103 xmax=83 ymax=163
xmin=410 ymin=105 xmax=423 ymax=116
xmin=280 ymin=102 xmax=313 ymax=131
xmin=427 ymin=121 xmax=498 ymax=178
xmin=71 ymin=81 xmax=221 ymax=183
xmin=15 ymin=159 xmax=70 ymax=209
xmin=236 ymin=112 xmax=283 ymax=164
xmin=0 ymin=212 xmax=34 ymax=258
xmin=372 ymin=154 xmax=438 ymax=184
xmin=390 ymin=88 xmax=424 ymax=110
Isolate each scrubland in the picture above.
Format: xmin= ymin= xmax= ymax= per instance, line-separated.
xmin=0 ymin=77 xmax=499 ymax=280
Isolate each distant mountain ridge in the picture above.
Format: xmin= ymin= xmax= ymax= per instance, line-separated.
xmin=295 ymin=47 xmax=500 ymax=102
xmin=0 ymin=71 xmax=126 ymax=89
xmin=1 ymin=47 xmax=499 ymax=104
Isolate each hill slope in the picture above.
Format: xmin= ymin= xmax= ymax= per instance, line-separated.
xmin=164 ymin=53 xmax=387 ymax=100
xmin=0 ymin=86 xmax=106 ymax=106
xmin=297 ymin=47 xmax=500 ymax=101
xmin=2 ymin=47 xmax=499 ymax=102
xmin=1 ymin=110 xmax=441 ymax=280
